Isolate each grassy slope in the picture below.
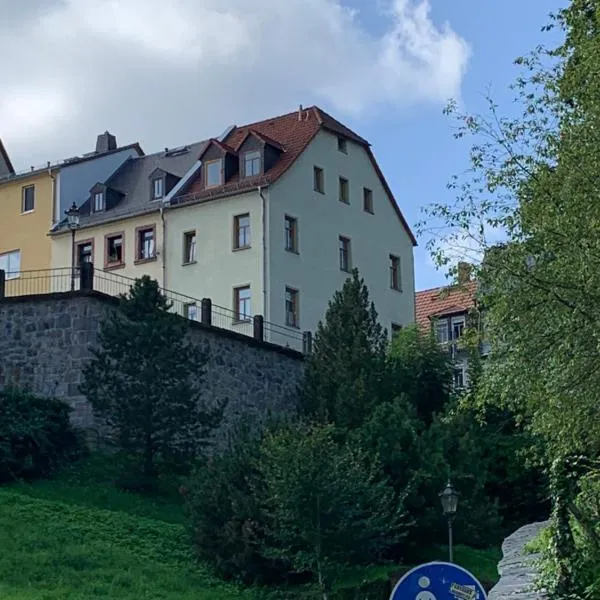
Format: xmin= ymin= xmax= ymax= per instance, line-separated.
xmin=0 ymin=458 xmax=501 ymax=598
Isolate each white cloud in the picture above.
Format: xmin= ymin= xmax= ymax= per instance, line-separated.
xmin=0 ymin=0 xmax=469 ymax=169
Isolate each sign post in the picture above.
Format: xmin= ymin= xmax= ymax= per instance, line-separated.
xmin=390 ymin=562 xmax=487 ymax=600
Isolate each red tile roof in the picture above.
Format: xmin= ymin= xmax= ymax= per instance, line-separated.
xmin=415 ymin=280 xmax=477 ymax=331
xmin=174 ymin=105 xmax=416 ymax=245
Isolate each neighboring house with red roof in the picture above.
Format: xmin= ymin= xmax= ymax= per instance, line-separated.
xmin=415 ymin=263 xmax=482 ymax=387
xmin=49 ymin=105 xmax=416 ymax=350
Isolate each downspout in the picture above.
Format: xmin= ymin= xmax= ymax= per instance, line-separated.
xmin=160 ymin=205 xmax=167 ymax=289
xmin=258 ymin=186 xmax=268 ymax=329
xmin=48 ymin=163 xmax=57 ymax=225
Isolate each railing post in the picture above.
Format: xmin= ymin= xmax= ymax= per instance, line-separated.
xmin=302 ymin=331 xmax=313 ymax=354
xmin=0 ymin=269 xmax=5 ymax=299
xmin=253 ymin=315 xmax=264 ymax=342
xmin=80 ymin=261 xmax=94 ymax=292
xmin=201 ymin=298 xmax=212 ymax=326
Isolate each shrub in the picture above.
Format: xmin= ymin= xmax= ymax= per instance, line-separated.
xmin=0 ymin=387 xmax=84 ymax=482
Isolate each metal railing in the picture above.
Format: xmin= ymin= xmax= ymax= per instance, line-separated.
xmin=0 ymin=265 xmax=310 ymax=353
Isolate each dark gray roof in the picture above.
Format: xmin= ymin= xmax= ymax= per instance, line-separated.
xmin=52 ymin=141 xmax=207 ymax=232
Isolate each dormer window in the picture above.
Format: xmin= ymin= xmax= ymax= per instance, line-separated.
xmin=93 ymin=191 xmax=104 ymax=212
xmin=206 ymin=159 xmax=223 ymax=187
xmin=152 ymin=177 xmax=164 ymax=200
xmin=244 ymin=151 xmax=261 ymax=177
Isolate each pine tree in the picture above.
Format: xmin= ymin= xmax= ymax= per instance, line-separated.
xmin=299 ymin=269 xmax=389 ymax=430
xmin=81 ymin=276 xmax=223 ymax=480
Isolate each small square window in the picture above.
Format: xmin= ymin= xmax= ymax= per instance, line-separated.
xmin=184 ymin=302 xmax=198 ymax=321
xmin=389 ymin=254 xmax=401 ymax=291
xmin=284 ymin=216 xmax=298 ymax=252
xmin=337 ymin=137 xmax=347 ymax=153
xmin=339 ymin=236 xmax=351 ymax=272
xmin=314 ymin=166 xmax=324 ymax=194
xmin=339 ymin=177 xmax=349 ymax=204
xmin=206 ymin=159 xmax=223 ymax=187
xmin=137 ymin=227 xmax=155 ymax=261
xmin=234 ymin=214 xmax=251 ymax=249
xmin=152 ymin=177 xmax=164 ymax=199
xmin=363 ymin=188 xmax=373 ymax=214
xmin=234 ymin=286 xmax=251 ymax=321
xmin=183 ymin=230 xmax=197 ymax=264
xmin=106 ymin=233 xmax=124 ymax=267
xmin=285 ymin=287 xmax=299 ymax=328
xmin=22 ymin=185 xmax=35 ymax=212
xmin=94 ymin=191 xmax=104 ymax=212
xmin=245 ymin=151 xmax=261 ymax=177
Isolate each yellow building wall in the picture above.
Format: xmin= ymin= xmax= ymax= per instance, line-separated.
xmin=0 ymin=172 xmax=55 ymax=295
xmin=50 ymin=212 xmax=165 ymax=296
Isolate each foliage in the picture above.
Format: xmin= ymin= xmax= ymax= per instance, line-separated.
xmin=81 ymin=276 xmax=223 ymax=481
xmin=299 ymin=269 xmax=389 ymax=430
xmin=0 ymin=387 xmax=83 ymax=483
xmin=259 ymin=423 xmax=406 ymax=600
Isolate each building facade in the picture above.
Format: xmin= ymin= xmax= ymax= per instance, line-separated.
xmin=48 ymin=106 xmax=415 ymax=348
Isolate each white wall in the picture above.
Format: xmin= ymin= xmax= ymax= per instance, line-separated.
xmin=165 ymin=191 xmax=263 ymax=334
xmin=266 ymin=130 xmax=415 ymax=340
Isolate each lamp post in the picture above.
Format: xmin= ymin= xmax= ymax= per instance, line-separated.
xmin=439 ymin=479 xmax=459 ymax=563
xmin=65 ymin=202 xmax=80 ymax=291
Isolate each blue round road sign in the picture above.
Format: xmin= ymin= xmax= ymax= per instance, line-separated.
xmin=390 ymin=562 xmax=487 ymax=600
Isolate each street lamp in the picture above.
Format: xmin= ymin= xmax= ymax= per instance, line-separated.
xmin=439 ymin=479 xmax=459 ymax=563
xmin=65 ymin=202 xmax=80 ymax=291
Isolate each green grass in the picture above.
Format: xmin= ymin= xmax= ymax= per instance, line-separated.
xmin=0 ymin=457 xmax=502 ymax=598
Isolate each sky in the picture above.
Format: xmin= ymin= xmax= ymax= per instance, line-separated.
xmin=0 ymin=0 xmax=568 ymax=290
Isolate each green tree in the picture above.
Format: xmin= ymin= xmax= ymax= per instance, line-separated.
xmin=81 ymin=276 xmax=222 ymax=480
xmin=258 ymin=423 xmax=405 ymax=600
xmin=299 ymin=269 xmax=389 ymax=430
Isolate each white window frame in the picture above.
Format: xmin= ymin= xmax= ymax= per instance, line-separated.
xmin=0 ymin=250 xmax=21 ymax=279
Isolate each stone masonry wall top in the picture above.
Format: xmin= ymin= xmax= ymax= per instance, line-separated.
xmin=0 ymin=292 xmax=304 ymax=433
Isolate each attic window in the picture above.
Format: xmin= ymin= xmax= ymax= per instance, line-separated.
xmin=245 ymin=151 xmax=261 ymax=177
xmin=206 ymin=159 xmax=223 ymax=187
xmin=93 ymin=191 xmax=104 ymax=212
xmin=337 ymin=137 xmax=348 ymax=153
xmin=152 ymin=177 xmax=164 ymax=200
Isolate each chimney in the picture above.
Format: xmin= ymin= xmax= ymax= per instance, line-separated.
xmin=298 ymin=104 xmax=303 ymax=121
xmin=96 ymin=131 xmax=117 ymax=154
xmin=457 ymin=261 xmax=472 ymax=285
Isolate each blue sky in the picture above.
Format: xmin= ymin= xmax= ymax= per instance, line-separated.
xmin=342 ymin=0 xmax=568 ymax=290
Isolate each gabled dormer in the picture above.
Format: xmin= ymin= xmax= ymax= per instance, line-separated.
xmin=149 ymin=167 xmax=180 ymax=201
xmin=198 ymin=139 xmax=238 ymax=188
xmin=89 ymin=182 xmax=123 ymax=213
xmin=236 ymin=130 xmax=284 ymax=178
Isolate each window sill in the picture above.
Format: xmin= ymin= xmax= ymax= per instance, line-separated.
xmin=314 ymin=189 xmax=325 ymax=195
xmin=363 ymin=209 xmax=374 ymax=215
xmin=21 ymin=209 xmax=35 ymax=215
xmin=285 ymin=323 xmax=300 ymax=330
xmin=182 ymin=260 xmax=197 ymax=266
xmin=285 ymin=248 xmax=299 ymax=255
xmin=233 ymin=245 xmax=251 ymax=252
xmin=232 ymin=318 xmax=252 ymax=325
xmin=339 ymin=200 xmax=350 ymax=205
xmin=134 ymin=256 xmax=157 ymax=265
xmin=340 ymin=267 xmax=351 ymax=273
xmin=104 ymin=262 xmax=125 ymax=271
xmin=390 ymin=286 xmax=403 ymax=293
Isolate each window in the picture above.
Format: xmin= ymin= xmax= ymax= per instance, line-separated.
xmin=285 ymin=287 xmax=299 ymax=328
xmin=93 ymin=191 xmax=104 ymax=212
xmin=389 ymin=254 xmax=400 ymax=290
xmin=184 ymin=302 xmax=198 ymax=321
xmin=339 ymin=177 xmax=349 ymax=204
xmin=206 ymin=159 xmax=222 ymax=187
xmin=22 ymin=185 xmax=35 ymax=212
xmin=105 ymin=233 xmax=124 ymax=267
xmin=183 ymin=231 xmax=197 ymax=264
xmin=77 ymin=240 xmax=93 ymax=266
xmin=152 ymin=177 xmax=164 ymax=200
xmin=245 ymin=151 xmax=261 ymax=177
xmin=0 ymin=250 xmax=21 ymax=279
xmin=339 ymin=236 xmax=351 ymax=272
xmin=314 ymin=166 xmax=324 ymax=193
xmin=391 ymin=323 xmax=402 ymax=337
xmin=453 ymin=366 xmax=465 ymax=389
xmin=435 ymin=319 xmax=449 ymax=343
xmin=136 ymin=226 xmax=155 ymax=261
xmin=337 ymin=137 xmax=347 ymax=153
xmin=451 ymin=316 xmax=465 ymax=340
xmin=234 ymin=213 xmax=251 ymax=249
xmin=284 ymin=216 xmax=298 ymax=252
xmin=234 ymin=286 xmax=251 ymax=321
xmin=363 ymin=188 xmax=373 ymax=214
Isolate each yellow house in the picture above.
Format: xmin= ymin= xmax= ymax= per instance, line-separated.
xmin=0 ymin=133 xmax=143 ymax=295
